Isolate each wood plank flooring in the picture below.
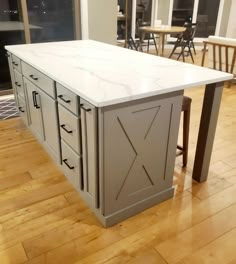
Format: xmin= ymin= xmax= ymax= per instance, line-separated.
xmin=0 ymin=51 xmax=236 ymax=263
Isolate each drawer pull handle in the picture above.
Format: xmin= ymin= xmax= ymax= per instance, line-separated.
xmin=32 ymin=91 xmax=40 ymax=109
xmin=60 ymin=124 xmax=73 ymax=134
xmin=5 ymin=53 xmax=10 ymax=58
xmin=29 ymin=74 xmax=38 ymax=81
xmin=58 ymin=95 xmax=71 ymax=103
xmin=13 ymin=62 xmax=18 ymax=66
xmin=34 ymin=92 xmax=40 ymax=109
xmin=19 ymin=107 xmax=25 ymax=113
xmin=80 ymin=104 xmax=91 ymax=112
xmin=32 ymin=91 xmax=37 ymax=107
xmin=63 ymin=159 xmax=74 ymax=170
xmin=15 ymin=82 xmax=21 ymax=87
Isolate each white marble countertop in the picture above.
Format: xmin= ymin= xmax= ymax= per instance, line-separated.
xmin=5 ymin=40 xmax=232 ymax=107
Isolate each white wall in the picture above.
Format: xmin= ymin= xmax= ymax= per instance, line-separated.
xmin=85 ymin=0 xmax=117 ymax=45
xmin=226 ymin=0 xmax=236 ymax=37
xmin=157 ymin=0 xmax=171 ymax=25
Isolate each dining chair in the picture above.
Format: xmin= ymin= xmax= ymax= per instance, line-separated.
xmin=169 ymin=22 xmax=198 ymax=63
xmin=137 ymin=20 xmax=158 ymax=53
xmin=201 ymin=35 xmax=236 ymax=86
xmin=177 ymin=96 xmax=192 ymax=167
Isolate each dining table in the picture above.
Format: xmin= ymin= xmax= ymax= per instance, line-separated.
xmin=139 ymin=25 xmax=186 ymax=56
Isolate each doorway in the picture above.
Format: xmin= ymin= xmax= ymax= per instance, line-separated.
xmin=169 ymin=0 xmax=221 ymax=38
xmin=195 ymin=0 xmax=221 ymax=37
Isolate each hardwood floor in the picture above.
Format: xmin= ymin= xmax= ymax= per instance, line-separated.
xmin=0 ymin=51 xmax=236 ymax=264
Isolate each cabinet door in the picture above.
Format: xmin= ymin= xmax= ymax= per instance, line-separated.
xmin=39 ymin=89 xmax=60 ymax=161
xmin=80 ymin=98 xmax=99 ymax=208
xmin=24 ymin=77 xmax=43 ymax=141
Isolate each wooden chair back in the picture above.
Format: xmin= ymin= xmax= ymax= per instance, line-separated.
xmin=202 ymin=36 xmax=236 ymax=76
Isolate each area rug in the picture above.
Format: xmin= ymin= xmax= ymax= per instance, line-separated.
xmin=0 ymin=95 xmax=19 ymax=120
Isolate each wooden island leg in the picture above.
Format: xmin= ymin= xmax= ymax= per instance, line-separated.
xmin=192 ymin=82 xmax=224 ymax=182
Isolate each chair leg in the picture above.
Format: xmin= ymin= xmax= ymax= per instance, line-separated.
xmin=182 ymin=49 xmax=185 ymax=62
xmin=169 ymin=45 xmax=178 ymax=59
xmin=131 ymin=37 xmax=138 ymax=51
xmin=147 ymin=38 xmax=150 ymax=53
xmin=183 ymin=105 xmax=191 ymax=167
xmin=177 ymin=46 xmax=185 ymax=62
xmin=152 ymin=33 xmax=158 ymax=54
xmin=139 ymin=37 xmax=143 ymax=52
xmin=188 ymin=45 xmax=194 ymax=63
xmin=127 ymin=39 xmax=132 ymax=49
xmin=191 ymin=41 xmax=196 ymax=55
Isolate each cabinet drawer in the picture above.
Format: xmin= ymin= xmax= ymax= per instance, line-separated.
xmin=58 ymin=104 xmax=81 ymax=155
xmin=61 ymin=140 xmax=82 ymax=189
xmin=22 ymin=62 xmax=55 ymax=98
xmin=56 ymin=83 xmax=79 ymax=115
xmin=14 ymin=69 xmax=24 ymax=100
xmin=11 ymin=54 xmax=22 ymax=73
xmin=17 ymin=96 xmax=28 ymax=125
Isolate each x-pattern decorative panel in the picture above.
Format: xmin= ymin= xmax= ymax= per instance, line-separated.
xmin=103 ymin=94 xmax=182 ymax=215
xmin=115 ymin=106 xmax=161 ymax=200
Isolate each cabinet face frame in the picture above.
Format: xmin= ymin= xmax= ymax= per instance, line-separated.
xmin=7 ymin=53 xmax=18 ymax=107
xmin=80 ymin=98 xmax=99 ymax=209
xmin=39 ymin=88 xmax=61 ymax=162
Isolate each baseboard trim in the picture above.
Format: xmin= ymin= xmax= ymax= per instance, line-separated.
xmin=88 ymin=187 xmax=175 ymax=227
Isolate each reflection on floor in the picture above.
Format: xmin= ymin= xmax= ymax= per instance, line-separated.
xmin=0 ymin=95 xmax=19 ymax=120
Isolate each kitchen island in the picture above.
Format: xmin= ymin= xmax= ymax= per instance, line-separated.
xmin=5 ymin=40 xmax=232 ymax=226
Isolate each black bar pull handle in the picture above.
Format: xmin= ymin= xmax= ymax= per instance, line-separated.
xmin=34 ymin=92 xmax=40 ymax=109
xmin=80 ymin=104 xmax=91 ymax=112
xmin=29 ymin=74 xmax=38 ymax=81
xmin=60 ymin=124 xmax=73 ymax=134
xmin=63 ymin=159 xmax=74 ymax=170
xmin=58 ymin=95 xmax=71 ymax=103
xmin=15 ymin=82 xmax=21 ymax=87
xmin=19 ymin=107 xmax=25 ymax=113
xmin=13 ymin=62 xmax=18 ymax=66
xmin=32 ymin=91 xmax=37 ymax=107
